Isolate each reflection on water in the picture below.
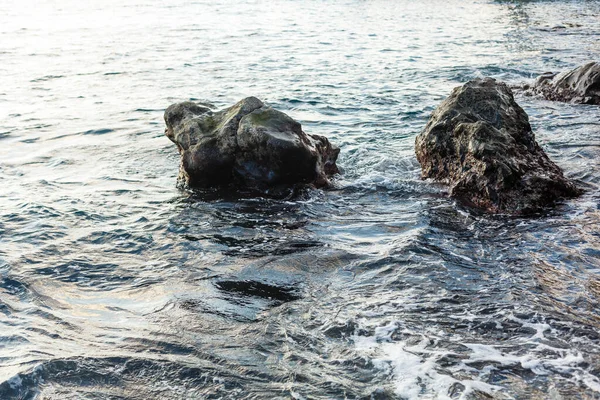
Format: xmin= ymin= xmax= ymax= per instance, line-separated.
xmin=0 ymin=0 xmax=599 ymax=398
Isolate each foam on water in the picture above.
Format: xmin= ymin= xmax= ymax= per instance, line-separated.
xmin=353 ymin=311 xmax=600 ymax=399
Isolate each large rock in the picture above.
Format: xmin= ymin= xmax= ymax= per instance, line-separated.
xmin=165 ymin=97 xmax=339 ymax=190
xmin=531 ymin=62 xmax=600 ymax=105
xmin=415 ymin=78 xmax=581 ymax=214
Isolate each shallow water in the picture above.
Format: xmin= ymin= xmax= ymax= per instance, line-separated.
xmin=1 ymin=0 xmax=600 ymax=398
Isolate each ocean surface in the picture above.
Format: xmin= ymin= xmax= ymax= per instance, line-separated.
xmin=1 ymin=0 xmax=599 ymax=398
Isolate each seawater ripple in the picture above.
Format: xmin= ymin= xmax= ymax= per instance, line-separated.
xmin=0 ymin=0 xmax=599 ymax=398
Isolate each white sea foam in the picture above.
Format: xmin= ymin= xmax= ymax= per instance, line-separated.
xmin=353 ymin=323 xmax=501 ymax=399
xmin=354 ymin=312 xmax=600 ymax=399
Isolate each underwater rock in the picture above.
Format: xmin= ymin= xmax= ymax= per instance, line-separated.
xmin=164 ymin=97 xmax=339 ymax=191
xmin=415 ymin=78 xmax=581 ymax=214
xmin=530 ymin=62 xmax=600 ymax=105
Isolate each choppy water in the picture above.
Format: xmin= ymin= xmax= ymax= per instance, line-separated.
xmin=1 ymin=0 xmax=600 ymax=398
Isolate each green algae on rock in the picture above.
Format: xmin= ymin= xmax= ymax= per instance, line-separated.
xmin=165 ymin=97 xmax=339 ymax=191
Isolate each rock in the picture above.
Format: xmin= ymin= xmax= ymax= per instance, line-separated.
xmin=415 ymin=78 xmax=582 ymax=214
xmin=164 ymin=97 xmax=339 ymax=191
xmin=532 ymin=62 xmax=600 ymax=105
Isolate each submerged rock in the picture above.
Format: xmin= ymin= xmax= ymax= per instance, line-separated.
xmin=531 ymin=62 xmax=600 ymax=105
xmin=415 ymin=78 xmax=581 ymax=214
xmin=164 ymin=97 xmax=339 ymax=191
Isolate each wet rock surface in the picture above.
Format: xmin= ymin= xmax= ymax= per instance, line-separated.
xmin=415 ymin=78 xmax=582 ymax=214
xmin=529 ymin=62 xmax=600 ymax=105
xmin=165 ymin=97 xmax=340 ymax=191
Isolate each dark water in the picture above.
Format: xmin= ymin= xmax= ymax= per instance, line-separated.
xmin=1 ymin=0 xmax=600 ymax=398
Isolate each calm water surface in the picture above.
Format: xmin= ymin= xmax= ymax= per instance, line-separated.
xmin=1 ymin=0 xmax=600 ymax=398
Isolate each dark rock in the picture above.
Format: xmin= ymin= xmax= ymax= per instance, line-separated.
xmin=531 ymin=62 xmax=600 ymax=105
xmin=214 ymin=280 xmax=301 ymax=304
xmin=415 ymin=78 xmax=582 ymax=214
xmin=165 ymin=97 xmax=339 ymax=190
